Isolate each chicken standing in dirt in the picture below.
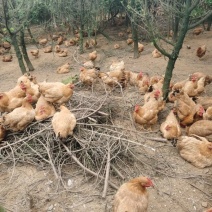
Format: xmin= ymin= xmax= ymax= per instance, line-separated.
xmin=38 ymin=82 xmax=74 ymax=105
xmin=160 ymin=110 xmax=181 ymax=139
xmin=52 ymin=105 xmax=76 ymax=139
xmin=30 ymin=49 xmax=39 ymax=58
xmin=89 ymin=50 xmax=97 ymax=61
xmin=177 ymin=135 xmax=212 ymax=168
xmin=2 ymin=55 xmax=12 ymax=62
xmin=79 ymin=67 xmax=98 ymax=85
xmin=113 ymin=176 xmax=153 ymax=212
xmin=2 ymin=95 xmax=35 ymax=132
xmin=57 ymin=63 xmax=70 ymax=74
xmin=196 ymin=45 xmax=206 ymax=59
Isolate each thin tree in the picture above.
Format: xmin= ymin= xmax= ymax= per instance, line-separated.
xmin=127 ymin=0 xmax=212 ymax=99
xmin=2 ymin=0 xmax=35 ymax=74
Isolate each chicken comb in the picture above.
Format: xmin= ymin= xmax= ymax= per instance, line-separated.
xmin=146 ymin=177 xmax=154 ymax=187
xmin=208 ymin=143 xmax=212 ymax=150
xmin=138 ymin=71 xmax=143 ymax=76
xmin=134 ymin=105 xmax=140 ymax=111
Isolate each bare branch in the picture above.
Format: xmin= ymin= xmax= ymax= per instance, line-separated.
xmin=153 ymin=39 xmax=172 ymax=59
xmin=188 ymin=11 xmax=212 ymax=30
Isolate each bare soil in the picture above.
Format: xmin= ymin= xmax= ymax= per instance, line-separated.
xmin=0 ymin=27 xmax=211 ymax=212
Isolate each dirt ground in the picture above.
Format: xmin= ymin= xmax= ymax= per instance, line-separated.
xmin=0 ymin=27 xmax=212 ymax=212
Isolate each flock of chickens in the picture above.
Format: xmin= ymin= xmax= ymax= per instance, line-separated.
xmin=0 ymin=74 xmax=76 ymax=140
xmin=0 ymin=27 xmax=211 ymax=212
xmin=80 ymin=59 xmax=212 ymax=169
xmin=0 ymin=58 xmax=211 ymax=170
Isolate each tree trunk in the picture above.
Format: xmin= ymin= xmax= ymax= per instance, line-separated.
xmin=162 ymin=0 xmax=191 ymax=100
xmin=206 ymin=15 xmax=212 ymax=31
xmin=20 ymin=30 xmax=34 ymax=72
xmin=132 ymin=24 xmax=139 ymax=58
xmin=130 ymin=0 xmax=139 ymax=58
xmin=27 ymin=26 xmax=38 ymax=47
xmin=11 ymin=33 xmax=27 ymax=74
xmin=162 ymin=58 xmax=176 ymax=98
xmin=173 ymin=16 xmax=180 ymax=42
xmin=79 ymin=29 xmax=84 ymax=54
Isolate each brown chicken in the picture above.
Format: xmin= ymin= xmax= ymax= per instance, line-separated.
xmin=150 ymin=78 xmax=164 ymax=91
xmin=38 ymin=82 xmax=74 ymax=105
xmin=194 ymin=104 xmax=205 ymax=122
xmin=58 ymin=49 xmax=68 ymax=57
xmin=52 ymin=105 xmax=77 ymax=139
xmin=118 ymin=32 xmax=124 ymax=37
xmin=19 ymin=79 xmax=40 ymax=104
xmin=89 ymin=50 xmax=97 ymax=61
xmin=0 ymin=86 xmax=26 ymax=113
xmin=193 ymin=96 xmax=212 ymax=110
xmin=189 ymin=72 xmax=212 ymax=86
xmin=35 ymin=95 xmax=56 ymax=121
xmin=187 ymin=120 xmax=212 ymax=141
xmin=203 ymin=107 xmax=212 ymax=120
xmin=30 ymin=49 xmax=39 ymax=58
xmin=145 ymin=89 xmax=165 ymax=112
xmin=204 ymin=207 xmax=212 ymax=212
xmin=138 ymin=79 xmax=150 ymax=94
xmin=79 ymin=67 xmax=98 ymax=85
xmin=64 ymin=40 xmax=70 ymax=47
xmin=160 ymin=110 xmax=181 ymax=139
xmin=90 ymin=39 xmax=97 ymax=47
xmin=138 ymin=42 xmax=144 ymax=52
xmin=113 ymin=176 xmax=153 ymax=212
xmin=17 ymin=74 xmax=32 ymax=87
xmin=152 ymin=49 xmax=162 ymax=58
xmin=127 ymin=38 xmax=133 ymax=45
xmin=183 ymin=76 xmax=205 ymax=97
xmin=2 ymin=55 xmax=13 ymax=62
xmin=57 ymin=63 xmax=70 ymax=74
xmin=173 ymin=90 xmax=202 ymax=126
xmin=2 ymin=95 xmax=35 ymax=131
xmin=110 ymin=61 xmax=125 ymax=72
xmin=43 ymin=46 xmax=52 ymax=53
xmin=99 ymin=69 xmax=126 ymax=88
xmin=83 ymin=61 xmax=94 ymax=69
xmin=69 ymin=38 xmax=76 ymax=46
xmin=133 ymin=100 xmax=159 ymax=129
xmin=50 ymin=34 xmax=59 ymax=41
xmin=196 ymin=45 xmax=206 ymax=58
xmin=127 ymin=71 xmax=144 ymax=86
xmin=0 ymin=47 xmax=5 ymax=55
xmin=193 ymin=27 xmax=203 ymax=35
xmin=177 ymin=135 xmax=212 ymax=168
xmin=54 ymin=45 xmax=61 ymax=53
xmin=172 ymin=79 xmax=188 ymax=91
xmin=57 ymin=36 xmax=63 ymax=45
xmin=2 ymin=41 xmax=11 ymax=50
xmin=114 ymin=44 xmax=120 ymax=49
xmin=38 ymin=38 xmax=48 ymax=47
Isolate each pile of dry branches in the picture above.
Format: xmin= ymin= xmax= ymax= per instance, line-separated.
xmin=0 ymin=86 xmax=211 ymax=199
